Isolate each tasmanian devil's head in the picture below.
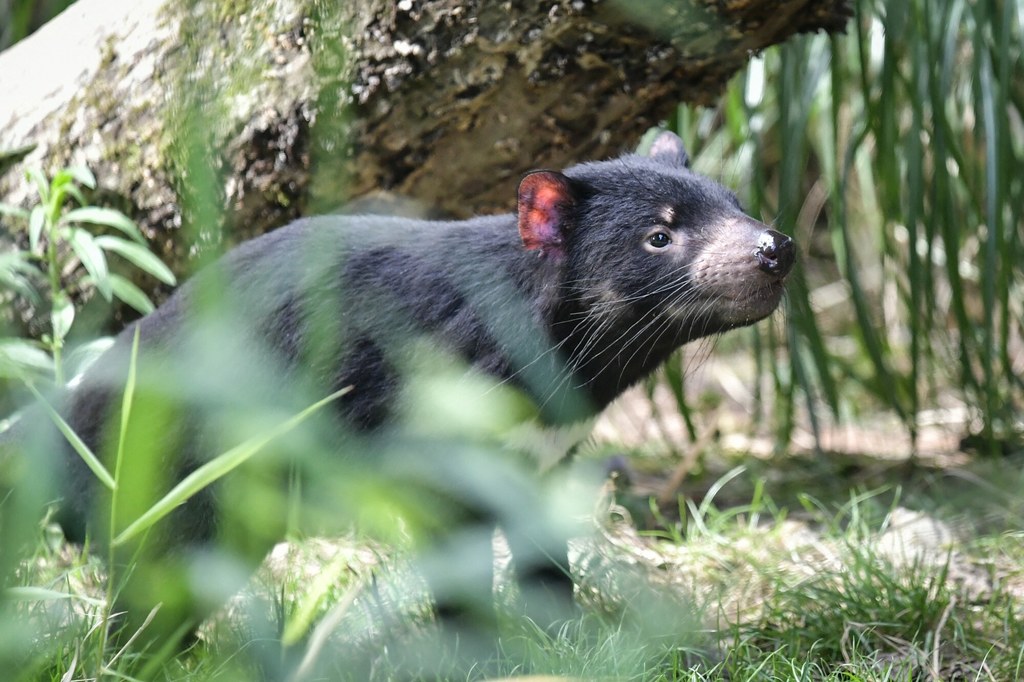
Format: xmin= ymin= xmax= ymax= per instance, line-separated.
xmin=516 ymin=130 xmax=795 ymax=350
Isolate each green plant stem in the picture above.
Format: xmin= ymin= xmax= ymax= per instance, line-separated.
xmin=45 ymin=225 xmax=64 ymax=385
xmin=100 ymin=327 xmax=142 ymax=671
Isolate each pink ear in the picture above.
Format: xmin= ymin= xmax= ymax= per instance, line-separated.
xmin=517 ymin=171 xmax=575 ymax=259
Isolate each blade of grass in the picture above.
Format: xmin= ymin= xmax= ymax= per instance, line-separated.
xmin=993 ymin=0 xmax=1021 ymax=401
xmin=281 ymin=549 xmax=357 ymax=646
xmin=927 ymin=0 xmax=980 ymax=415
xmin=25 ymin=382 xmax=115 ymax=490
xmin=109 ymin=326 xmax=141 ymax=561
xmin=62 ymin=207 xmax=145 ymax=244
xmin=112 ymin=385 xmax=352 ymax=547
xmin=905 ymin=27 xmax=928 ymax=440
xmin=5 ymin=586 xmax=106 ymax=607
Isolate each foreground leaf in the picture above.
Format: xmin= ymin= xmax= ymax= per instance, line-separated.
xmin=50 ymin=294 xmax=75 ymax=340
xmin=0 ymin=339 xmax=53 ymax=379
xmin=68 ymin=228 xmax=111 ymax=300
xmin=109 ymin=274 xmax=156 ymax=314
xmin=26 ymin=382 xmax=116 ymax=491
xmin=0 ymin=202 xmax=30 ymax=220
xmin=62 ymin=165 xmax=97 ymax=190
xmin=63 ymin=206 xmax=144 ymax=243
xmin=95 ymin=235 xmax=177 ymax=285
xmin=25 ymin=168 xmax=49 ymax=204
xmin=28 ymin=205 xmax=45 ymax=254
xmin=0 ymin=251 xmax=40 ymax=303
xmin=112 ymin=386 xmax=353 ymax=546
xmin=6 ymin=586 xmax=105 ymax=607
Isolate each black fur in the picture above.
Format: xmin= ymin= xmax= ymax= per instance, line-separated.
xmin=3 ymin=131 xmax=794 ymax=663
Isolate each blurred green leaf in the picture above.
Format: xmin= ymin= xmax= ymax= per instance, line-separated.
xmin=5 ymin=586 xmax=105 ymax=607
xmin=63 ymin=165 xmax=97 ymax=190
xmin=63 ymin=182 xmax=87 ymax=208
xmin=63 ymin=207 xmax=144 ymax=244
xmin=0 ymin=143 xmax=35 ymax=178
xmin=95 ymin=235 xmax=177 ymax=285
xmin=0 ymin=202 xmax=29 ymax=220
xmin=26 ymin=382 xmax=116 ymax=490
xmin=112 ymin=386 xmax=353 ymax=547
xmin=50 ymin=293 xmax=74 ymax=341
xmin=281 ymin=547 xmax=359 ymax=646
xmin=28 ymin=205 xmax=44 ymax=254
xmin=0 ymin=251 xmax=39 ymax=303
xmin=25 ymin=167 xmax=49 ymax=204
xmin=0 ymin=339 xmax=53 ymax=379
xmin=109 ymin=274 xmax=155 ymax=314
xmin=67 ymin=228 xmax=111 ymax=300
xmin=65 ymin=336 xmax=115 ymax=378
xmin=110 ymin=327 xmax=142 ymax=558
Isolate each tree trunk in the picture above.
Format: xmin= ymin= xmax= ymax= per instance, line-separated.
xmin=0 ymin=0 xmax=851 ymax=308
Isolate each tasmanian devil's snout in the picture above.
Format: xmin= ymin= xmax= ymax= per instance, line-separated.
xmin=678 ymin=212 xmax=794 ymax=329
xmin=756 ymin=228 xmax=796 ymax=278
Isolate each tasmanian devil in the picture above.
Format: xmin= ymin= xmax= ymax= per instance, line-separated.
xmin=2 ymin=130 xmax=794 ymax=661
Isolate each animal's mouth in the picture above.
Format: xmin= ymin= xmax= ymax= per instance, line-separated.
xmin=668 ymin=277 xmax=786 ymax=327
xmin=751 ymin=277 xmax=788 ymax=301
xmin=701 ymin=275 xmax=787 ymax=326
xmin=712 ymin=274 xmax=787 ymax=304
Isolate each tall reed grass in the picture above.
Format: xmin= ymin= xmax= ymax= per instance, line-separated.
xmin=677 ymin=0 xmax=1023 ymax=453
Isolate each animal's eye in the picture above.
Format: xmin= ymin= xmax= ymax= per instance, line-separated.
xmin=647 ymin=232 xmax=671 ymax=248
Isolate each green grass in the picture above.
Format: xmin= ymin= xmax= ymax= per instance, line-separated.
xmin=0 ymin=0 xmax=75 ymax=52
xmin=672 ymin=0 xmax=1023 ymax=455
xmin=10 ymin=459 xmax=1024 ymax=681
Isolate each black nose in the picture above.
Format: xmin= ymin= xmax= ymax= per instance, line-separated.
xmin=755 ymin=229 xmax=795 ymax=277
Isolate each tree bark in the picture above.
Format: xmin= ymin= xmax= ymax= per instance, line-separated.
xmin=0 ymin=0 xmax=851 ymax=307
